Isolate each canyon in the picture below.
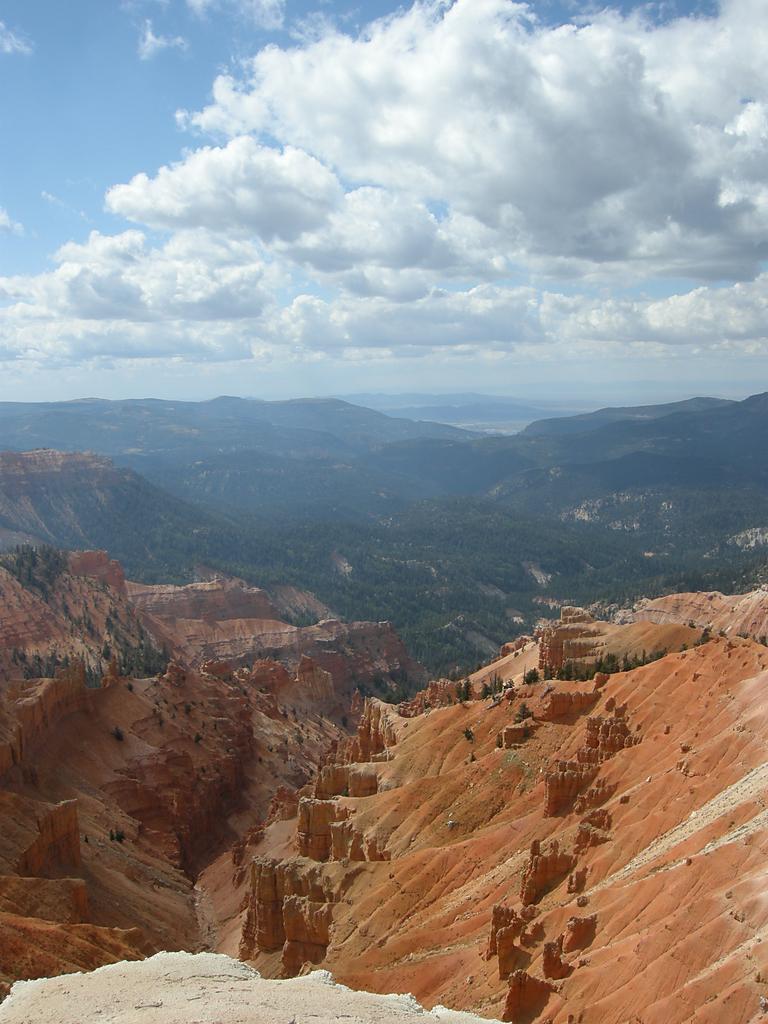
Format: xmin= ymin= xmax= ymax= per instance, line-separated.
xmin=0 ymin=555 xmax=766 ymax=1023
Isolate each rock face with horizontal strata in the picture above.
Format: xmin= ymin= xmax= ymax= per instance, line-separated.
xmin=537 ymin=606 xmax=601 ymax=676
xmin=314 ymin=763 xmax=378 ymax=800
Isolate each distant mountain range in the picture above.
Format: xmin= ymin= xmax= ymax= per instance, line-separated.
xmin=0 ymin=395 xmax=468 ymax=460
xmin=339 ymin=392 xmax=594 ymax=432
xmin=0 ymin=391 xmax=764 ymax=673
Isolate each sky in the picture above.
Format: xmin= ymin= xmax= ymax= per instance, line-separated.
xmin=0 ymin=0 xmax=766 ymax=403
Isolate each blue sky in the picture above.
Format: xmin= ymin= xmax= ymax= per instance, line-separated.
xmin=0 ymin=0 xmax=766 ymax=402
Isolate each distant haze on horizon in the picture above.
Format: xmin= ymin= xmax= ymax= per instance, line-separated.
xmin=1 ymin=0 xmax=767 ymax=401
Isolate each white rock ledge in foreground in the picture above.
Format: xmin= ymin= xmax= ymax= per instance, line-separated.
xmin=0 ymin=952 xmax=500 ymax=1024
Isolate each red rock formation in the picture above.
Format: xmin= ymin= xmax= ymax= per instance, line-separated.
xmin=542 ymin=934 xmax=572 ymax=980
xmin=295 ymin=656 xmax=335 ymax=703
xmin=296 ymin=799 xmax=350 ymax=861
xmin=502 ymin=971 xmax=554 ymax=1023
xmin=496 ymin=723 xmax=536 ymax=748
xmin=500 ymin=636 xmax=534 ymax=658
xmin=0 ymin=875 xmax=89 ymax=924
xmin=487 ymin=905 xmax=530 ymax=980
xmin=582 ymin=704 xmax=640 ymax=759
xmin=15 ymin=801 xmax=81 ymax=877
xmin=562 ymin=914 xmax=597 ymax=954
xmin=314 ymin=764 xmax=378 ymax=800
xmin=538 ymin=688 xmax=599 ymax=722
xmin=67 ymin=551 xmax=126 ymax=597
xmin=623 ymin=586 xmax=768 ymax=640
xmin=543 ymin=704 xmax=641 ymax=817
xmin=282 ymin=894 xmax=334 ymax=973
xmin=6 ymin=667 xmax=91 ymax=772
xmin=340 ymin=699 xmax=398 ymax=764
xmin=538 ymin=607 xmax=601 ymax=675
xmin=264 ymin=786 xmax=300 ymax=826
xmin=200 ymin=659 xmax=234 ymax=680
xmin=544 ymin=761 xmax=598 ymax=817
xmin=0 ymin=556 xmax=157 ymax=687
xmin=329 ymin=819 xmax=389 ymax=862
xmin=239 ymin=856 xmax=342 ymax=975
xmin=520 ymin=839 xmax=576 ymax=906
xmin=574 ymin=810 xmax=612 ymax=853
xmin=128 ymin=578 xmax=425 ymax=694
xmin=398 ymin=678 xmax=461 ymax=717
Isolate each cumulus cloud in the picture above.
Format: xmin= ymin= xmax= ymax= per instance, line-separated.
xmin=177 ymin=0 xmax=768 ymax=280
xmin=0 ymin=228 xmax=277 ymax=324
xmin=106 ymin=137 xmax=342 ymax=242
xmin=0 ymin=20 xmax=32 ymax=55
xmin=5 ymin=0 xmax=768 ymax=377
xmin=186 ymin=0 xmax=284 ymax=30
xmin=3 ymin=240 xmax=768 ymax=369
xmin=268 ymin=276 xmax=768 ymax=358
xmin=138 ymin=19 xmax=188 ymax=60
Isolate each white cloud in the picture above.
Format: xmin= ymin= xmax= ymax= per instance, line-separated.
xmin=138 ymin=19 xmax=188 ymax=60
xmin=0 ymin=228 xmax=277 ymax=325
xmin=3 ymin=238 xmax=768 ymax=369
xmin=269 ymin=269 xmax=768 ymax=359
xmin=0 ymin=207 xmax=23 ymax=235
xmin=178 ymin=0 xmax=768 ymax=281
xmin=186 ymin=0 xmax=284 ymax=31
xmin=0 ymin=20 xmax=32 ymax=55
xmin=4 ymin=0 xmax=768 ymax=380
xmin=106 ymin=136 xmax=343 ymax=242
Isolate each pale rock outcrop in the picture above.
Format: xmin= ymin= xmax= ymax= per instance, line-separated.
xmin=0 ymin=951 xmax=502 ymax=1024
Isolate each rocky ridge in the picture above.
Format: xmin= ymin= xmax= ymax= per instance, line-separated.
xmin=620 ymin=585 xmax=768 ymax=641
xmin=128 ymin=576 xmax=425 ymax=694
xmin=0 ymin=951 xmax=500 ymax=1024
xmin=2 ymin=560 xmax=768 ymax=1024
xmin=0 ymin=551 xmax=422 ymax=994
xmin=228 ymin=616 xmax=768 ymax=1024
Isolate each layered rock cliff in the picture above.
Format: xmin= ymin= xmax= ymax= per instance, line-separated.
xmin=620 ymin=585 xmax=768 ymax=641
xmin=230 ymin=621 xmax=768 ymax=1024
xmin=127 ymin=576 xmax=426 ymax=695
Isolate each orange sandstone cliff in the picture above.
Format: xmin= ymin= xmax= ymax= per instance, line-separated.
xmin=230 ymin=627 xmax=768 ymax=1024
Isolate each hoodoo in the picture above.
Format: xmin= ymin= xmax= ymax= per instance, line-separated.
xmin=0 ymin=549 xmax=767 ymax=1022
